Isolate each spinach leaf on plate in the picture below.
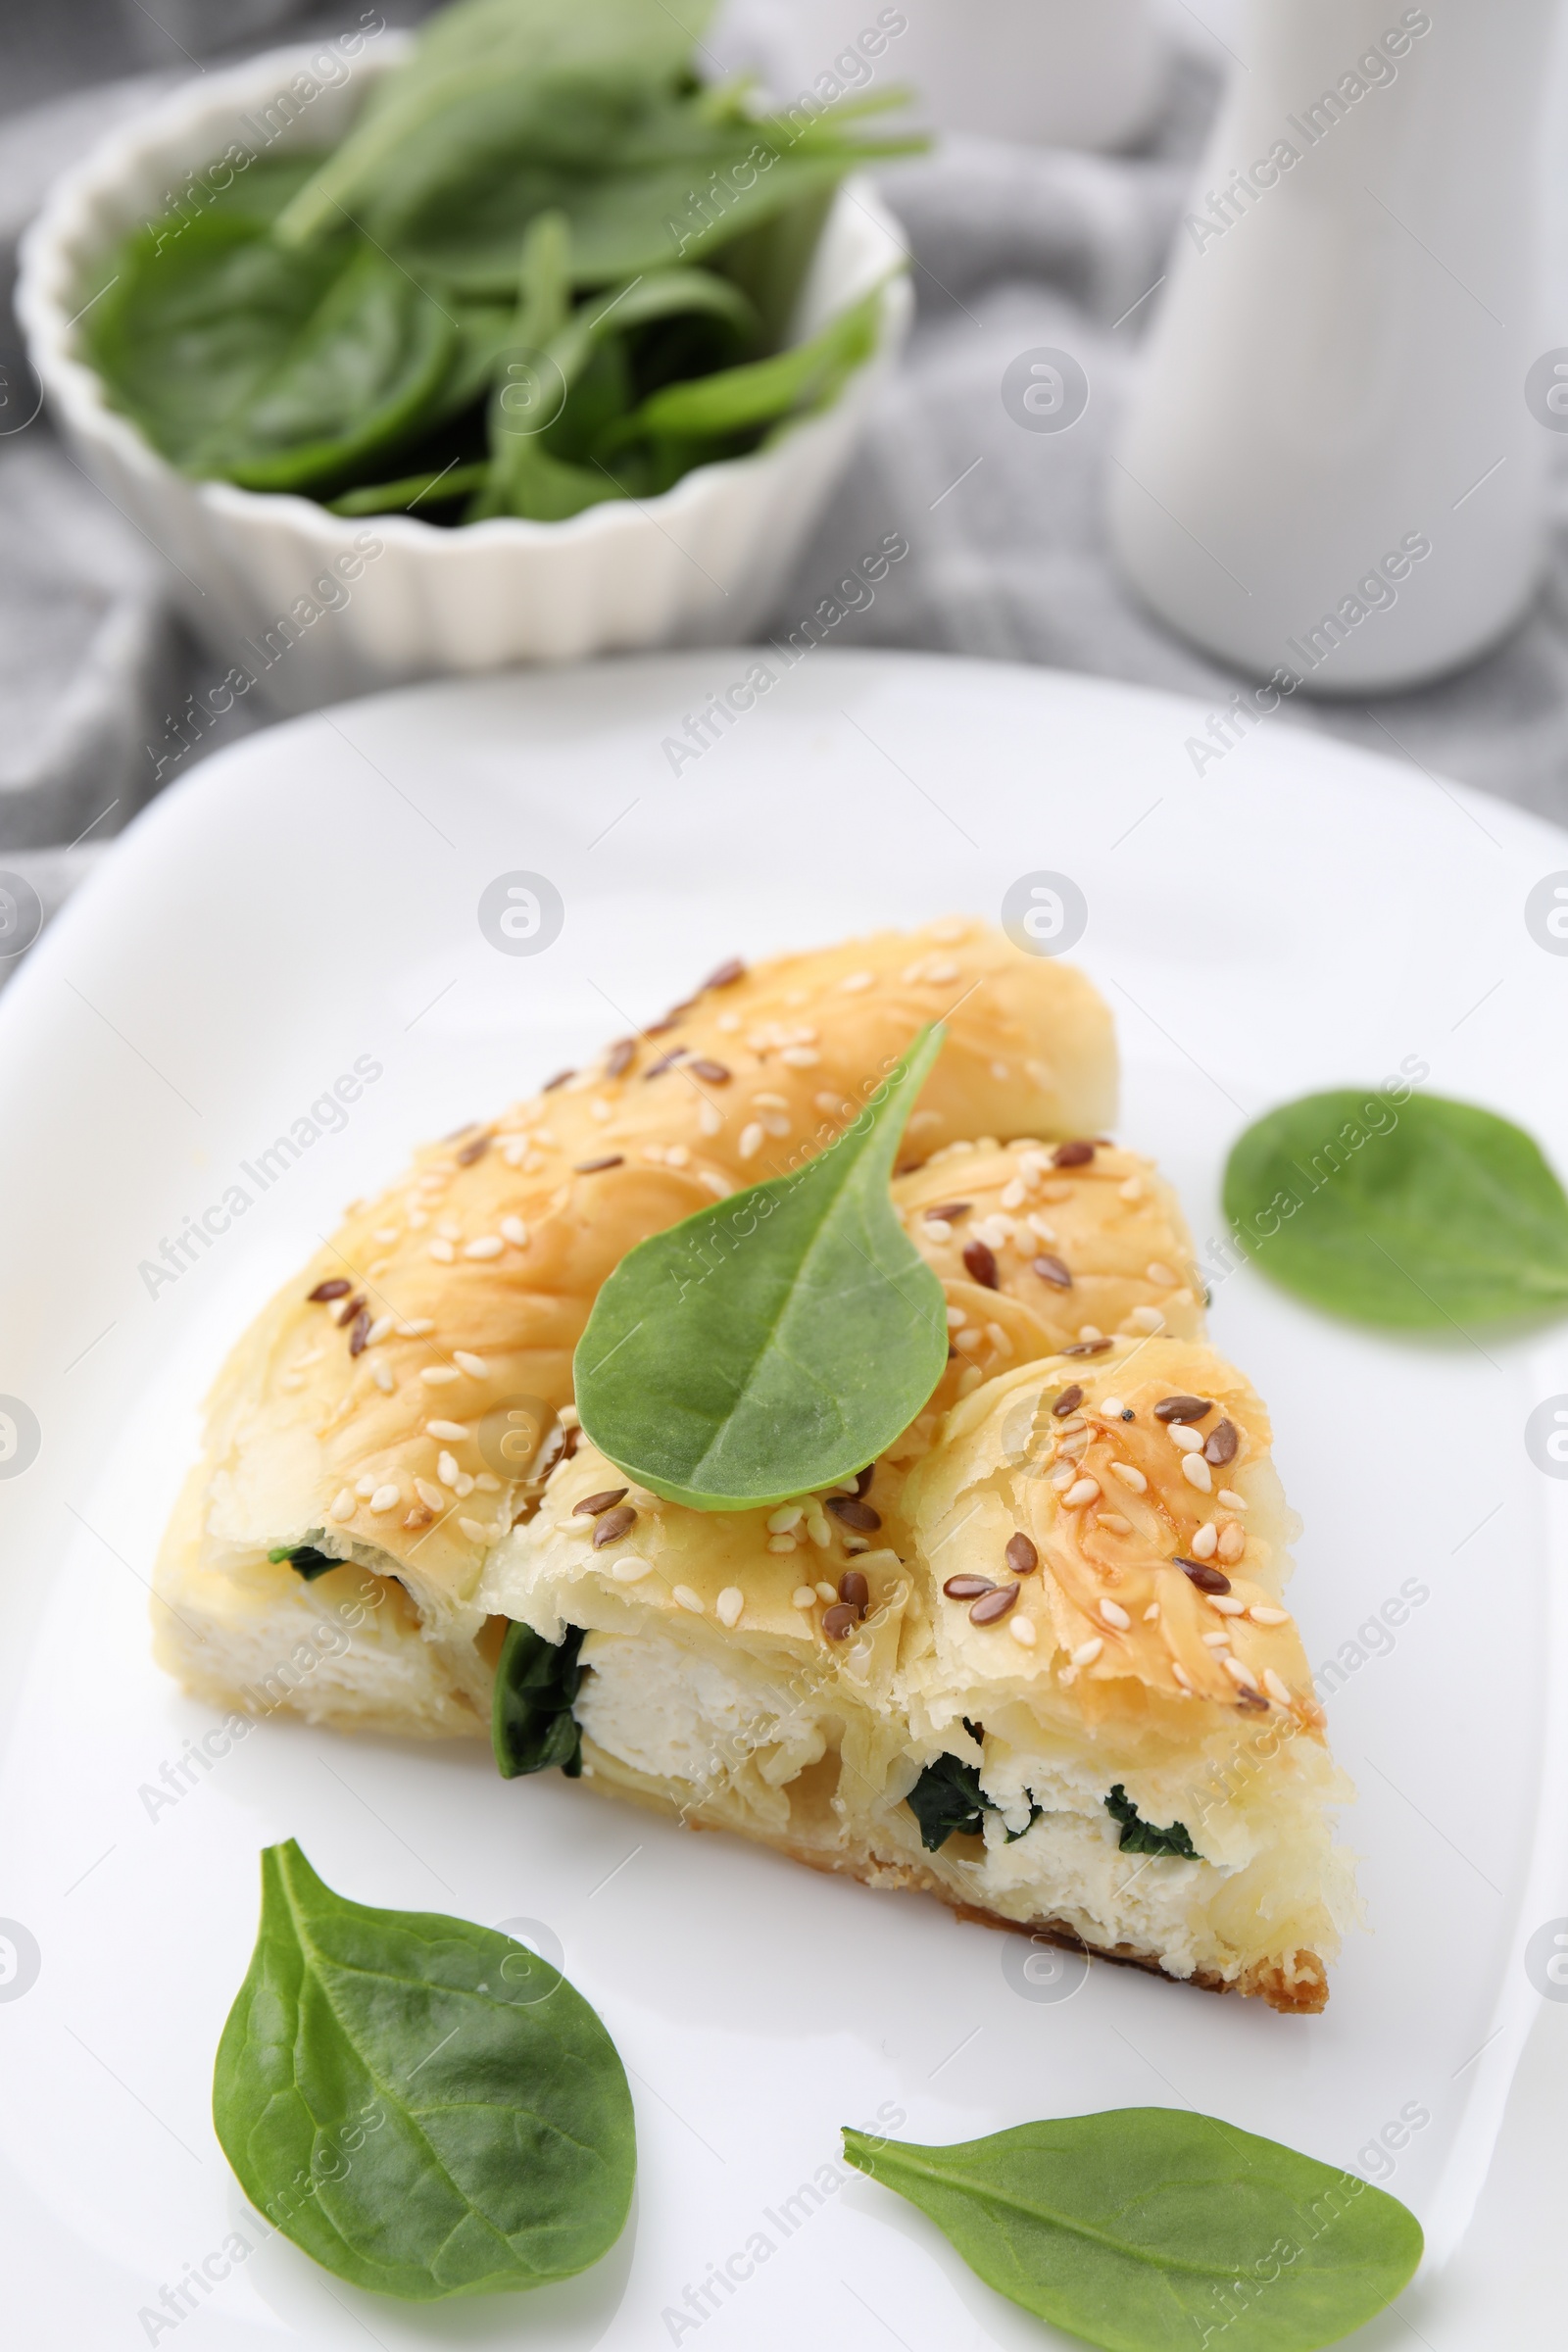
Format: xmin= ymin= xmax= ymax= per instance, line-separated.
xmin=1223 ymin=1090 xmax=1568 ymax=1331
xmin=492 ymin=1622 xmax=585 ymax=1778
xmin=575 ymin=1025 xmax=949 ymax=1510
xmin=214 ymin=1840 xmax=633 ymax=2298
xmin=842 ymin=2112 xmax=1422 ymax=2352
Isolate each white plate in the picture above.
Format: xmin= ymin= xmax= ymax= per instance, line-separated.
xmin=1 ymin=651 xmax=1565 ymax=2350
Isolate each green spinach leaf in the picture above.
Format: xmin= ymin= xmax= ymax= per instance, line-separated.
xmin=492 ymin=1623 xmax=585 ymax=1778
xmin=275 ymin=0 xmax=713 ymax=248
xmin=842 ymin=2112 xmax=1422 ymax=2352
xmin=575 ymin=1026 xmax=949 ymax=1510
xmin=268 ymin=1543 xmax=339 ymax=1582
xmin=214 ymin=1840 xmax=633 ymax=2298
xmin=86 ymin=216 xmax=452 ymax=493
xmin=1105 ymin=1786 xmax=1199 ymax=1860
xmin=906 ymin=1753 xmax=991 ymax=1851
xmin=1223 ymin=1090 xmax=1568 ymax=1330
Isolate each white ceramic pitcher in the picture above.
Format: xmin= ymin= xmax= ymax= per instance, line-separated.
xmin=1109 ymin=1 xmax=1562 ymax=694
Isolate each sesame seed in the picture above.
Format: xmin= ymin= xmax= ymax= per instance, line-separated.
xmin=716 ymin=1588 xmax=745 ymax=1627
xmin=673 ymin=1585 xmax=705 ymax=1613
xmin=1263 ymin=1669 xmax=1293 ymax=1705
xmin=1217 ymin=1489 xmax=1248 ymax=1511
xmin=806 ymin=1508 xmax=831 ymax=1547
xmin=925 ymin=1218 xmax=953 ymax=1242
xmin=985 ymin=1323 xmax=1012 ymax=1356
xmin=398 ymin=1318 xmax=434 ymax=1336
xmin=699 ymin=1170 xmax=728 ymax=1197
xmin=457 ymin=1516 xmax=490 ymax=1543
xmin=1009 ymin=1616 xmax=1037 ymax=1647
xmin=455 ymin=1472 xmax=474 ymax=1497
xmin=838 ymin=970 xmax=875 ymax=992
xmin=1026 ymin=1213 xmax=1058 ymax=1243
xmin=1181 ymin=1455 xmax=1213 ymax=1492
xmin=1100 ymin=1396 xmax=1126 ymax=1418
xmin=1217 ymin=1524 xmax=1247 ymax=1563
xmin=428 ymin=1238 xmax=456 ymax=1262
xmin=827 ymin=1495 xmax=880 ymax=1532
xmin=1167 ymin=1424 xmax=1205 ymax=1453
xmin=1171 ymin=1660 xmax=1194 ymax=1690
xmin=372 ymin=1228 xmax=400 ymax=1246
xmin=415 ymin=1478 xmax=445 ymax=1512
xmin=366 ymin=1314 xmax=394 ymax=1344
xmin=427 ymin=1420 xmax=468 ymax=1441
xmin=738 ymin=1122 xmax=764 ymax=1159
xmin=767 ymin=1534 xmax=798 ymax=1553
xmin=609 ymin=1556 xmax=652 ymax=1583
xmin=475 ymin=1473 xmax=500 ymax=1493
xmin=329 ymin=1488 xmax=355 ymax=1522
xmin=1143 ymin=1601 xmax=1160 ymax=1622
xmin=1000 ymin=1179 xmax=1027 ymax=1210
xmin=1222 ymin=1656 xmax=1260 ymax=1692
xmin=1108 ymin=1462 xmax=1148 ymax=1494
xmin=464 ymin=1236 xmax=504 ymax=1259
xmin=369 ymin=1484 xmax=399 ymax=1513
xmin=573 ymin=1487 xmax=629 ymax=1517
xmin=355 ymin=1474 xmax=376 ymax=1497
xmin=500 ymin=1216 xmax=528 ymax=1247
xmin=814 ymin=1581 xmax=838 ymax=1603
xmin=1190 ymin=1523 xmax=1218 ymax=1560
xmin=716 ymin=1011 xmax=741 ymax=1032
xmin=1071 ymin=1638 xmax=1103 ymax=1666
xmin=970 ymin=1585 xmax=1018 ymax=1624
xmin=925 ymin=958 xmax=959 ymax=983
xmin=963 ymin=1239 xmax=999 ymax=1288
xmin=1076 ymin=1325 xmax=1104 ymax=1345
xmin=1209 ymin=1595 xmax=1248 ymax=1616
xmin=574 ymin=1154 xmax=624 ymax=1173
xmin=792 ymin=1586 xmax=817 ymax=1608
xmin=779 ymin=1046 xmax=819 ymax=1067
xmin=1250 ymin=1605 xmax=1290 ymax=1626
xmin=1099 ymin=1514 xmax=1132 ymax=1535
xmin=1118 ymin=1176 xmax=1144 ymax=1202
xmin=453 ymin=1350 xmax=488 ymax=1377
xmin=1202 ymin=1630 xmax=1232 ymax=1648
xmin=1126 ymin=1307 xmax=1164 ymax=1334
xmin=1063 ymin=1477 xmax=1101 ymax=1509
xmin=436 ymin=1218 xmax=462 ymax=1241
xmin=1175 ymin=1556 xmax=1230 ymax=1594
xmin=1100 ymin=1597 xmax=1131 ymax=1630
xmin=956 ymin=1365 xmax=984 ymax=1395
xmin=1049 ymin=1461 xmax=1078 ymax=1489
xmin=370 ymin=1360 xmax=395 ymax=1394
xmin=1146 ymin=1261 xmax=1177 ymax=1286
xmin=420 ymin=1366 xmax=461 ymax=1384
xmin=768 ymin=1505 xmax=804 ymax=1534
xmin=438 ymin=1452 xmax=460 ymax=1486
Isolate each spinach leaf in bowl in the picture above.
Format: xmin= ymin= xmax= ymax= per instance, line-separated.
xmin=78 ymin=0 xmax=918 ymax=520
xmin=86 ymin=215 xmax=453 ymax=496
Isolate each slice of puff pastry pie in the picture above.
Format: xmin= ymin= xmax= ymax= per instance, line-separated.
xmin=151 ymin=919 xmax=1353 ymax=2008
xmin=479 ymin=1338 xmax=1353 ymax=2014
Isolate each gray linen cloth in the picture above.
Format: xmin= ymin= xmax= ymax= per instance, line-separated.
xmin=2 ymin=36 xmax=1566 ymax=982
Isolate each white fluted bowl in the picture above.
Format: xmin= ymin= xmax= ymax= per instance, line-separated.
xmin=17 ymin=38 xmax=911 ymax=712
